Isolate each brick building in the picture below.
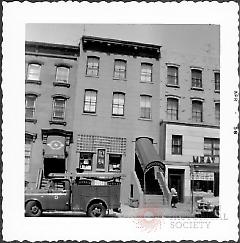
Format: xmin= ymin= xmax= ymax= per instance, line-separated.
xmin=25 ymin=35 xmax=219 ymax=205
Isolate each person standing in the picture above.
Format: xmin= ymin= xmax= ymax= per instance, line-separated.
xmin=171 ymin=186 xmax=178 ymax=208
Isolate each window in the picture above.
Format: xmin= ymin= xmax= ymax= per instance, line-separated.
xmin=25 ymin=94 xmax=37 ymax=119
xmin=27 ymin=63 xmax=41 ymax=81
xmin=112 ymin=92 xmax=125 ymax=116
xmin=114 ymin=59 xmax=126 ymax=80
xmin=191 ymin=69 xmax=202 ymax=88
xmin=167 ymin=98 xmax=179 ymax=120
xmin=192 ymin=100 xmax=203 ymax=122
xmin=86 ymin=56 xmax=99 ymax=76
xmin=167 ymin=66 xmax=178 ymax=85
xmin=52 ymin=98 xmax=66 ymax=121
xmin=108 ymin=154 xmax=121 ymax=172
xmin=141 ymin=63 xmax=152 ymax=82
xmin=204 ymin=138 xmax=220 ymax=160
xmin=56 ymin=66 xmax=69 ymax=83
xmin=140 ymin=95 xmax=151 ymax=119
xmin=25 ymin=138 xmax=32 ymax=172
xmin=79 ymin=152 xmax=93 ymax=171
xmin=172 ymin=135 xmax=182 ymax=155
xmin=215 ymin=103 xmax=220 ymax=124
xmin=83 ymin=90 xmax=97 ymax=113
xmin=214 ymin=72 xmax=220 ymax=91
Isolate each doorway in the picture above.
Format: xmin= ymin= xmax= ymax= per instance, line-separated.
xmin=145 ymin=167 xmax=162 ymax=195
xmin=168 ymin=169 xmax=185 ymax=202
xmin=44 ymin=158 xmax=65 ymax=177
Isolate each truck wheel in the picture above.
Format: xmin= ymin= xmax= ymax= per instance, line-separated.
xmin=25 ymin=201 xmax=42 ymax=217
xmin=87 ymin=203 xmax=106 ymax=217
xmin=213 ymin=206 xmax=219 ymax=218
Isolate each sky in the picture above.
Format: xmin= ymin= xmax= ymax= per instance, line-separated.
xmin=26 ymin=24 xmax=220 ymax=57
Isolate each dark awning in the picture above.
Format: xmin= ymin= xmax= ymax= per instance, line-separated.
xmin=44 ymin=135 xmax=65 ymax=159
xmin=135 ymin=138 xmax=165 ymax=173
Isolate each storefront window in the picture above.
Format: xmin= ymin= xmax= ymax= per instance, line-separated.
xmin=108 ymin=154 xmax=121 ymax=172
xmin=79 ymin=152 xmax=93 ymax=171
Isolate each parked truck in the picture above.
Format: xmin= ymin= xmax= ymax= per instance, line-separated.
xmin=25 ymin=172 xmax=123 ymax=217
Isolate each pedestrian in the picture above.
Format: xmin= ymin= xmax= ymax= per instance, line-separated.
xmin=171 ymin=186 xmax=178 ymax=208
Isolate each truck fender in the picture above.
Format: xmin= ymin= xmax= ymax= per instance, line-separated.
xmin=25 ymin=198 xmax=42 ymax=209
xmin=86 ymin=198 xmax=108 ymax=212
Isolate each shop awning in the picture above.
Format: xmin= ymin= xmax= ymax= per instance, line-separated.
xmin=135 ymin=138 xmax=165 ymax=173
xmin=44 ymin=135 xmax=65 ymax=159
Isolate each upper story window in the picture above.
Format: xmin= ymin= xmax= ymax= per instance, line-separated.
xmin=56 ymin=66 xmax=69 ymax=83
xmin=25 ymin=94 xmax=37 ymax=121
xmin=141 ymin=63 xmax=152 ymax=82
xmin=112 ymin=92 xmax=125 ymax=116
xmin=172 ymin=135 xmax=182 ymax=155
xmin=214 ymin=72 xmax=220 ymax=92
xmin=27 ymin=63 xmax=41 ymax=81
xmin=83 ymin=89 xmax=97 ymax=114
xmin=204 ymin=138 xmax=220 ymax=159
xmin=167 ymin=98 xmax=179 ymax=121
xmin=52 ymin=97 xmax=66 ymax=121
xmin=140 ymin=95 xmax=151 ymax=119
xmin=167 ymin=66 xmax=179 ymax=86
xmin=192 ymin=100 xmax=203 ymax=122
xmin=86 ymin=56 xmax=100 ymax=76
xmin=114 ymin=59 xmax=127 ymax=80
xmin=25 ymin=136 xmax=32 ymax=173
xmin=191 ymin=69 xmax=202 ymax=88
xmin=215 ymin=103 xmax=220 ymax=124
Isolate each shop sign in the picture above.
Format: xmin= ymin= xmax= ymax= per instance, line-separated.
xmin=192 ymin=156 xmax=219 ymax=164
xmin=44 ymin=136 xmax=65 ymax=158
xmin=191 ymin=171 xmax=214 ymax=181
xmin=97 ymin=149 xmax=105 ymax=169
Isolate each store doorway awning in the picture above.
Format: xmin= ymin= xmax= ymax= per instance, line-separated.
xmin=135 ymin=137 xmax=165 ymax=173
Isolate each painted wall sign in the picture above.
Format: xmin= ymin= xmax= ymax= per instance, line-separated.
xmin=192 ymin=156 xmax=219 ymax=164
xmin=97 ymin=149 xmax=106 ymax=169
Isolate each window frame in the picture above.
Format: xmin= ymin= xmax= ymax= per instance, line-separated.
xmin=167 ymin=66 xmax=179 ymax=86
xmin=113 ymin=59 xmax=127 ymax=80
xmin=25 ymin=137 xmax=32 ymax=172
xmin=55 ymin=66 xmax=70 ymax=84
xmin=25 ymin=94 xmax=37 ymax=121
xmin=192 ymin=100 xmax=203 ymax=122
xmin=140 ymin=63 xmax=153 ymax=83
xmin=108 ymin=154 xmax=122 ymax=172
xmin=26 ymin=63 xmax=41 ymax=82
xmin=191 ymin=68 xmax=203 ymax=89
xmin=172 ymin=135 xmax=183 ymax=155
xmin=112 ymin=92 xmax=125 ymax=116
xmin=140 ymin=95 xmax=152 ymax=119
xmin=86 ymin=56 xmax=100 ymax=77
xmin=204 ymin=138 xmax=220 ymax=160
xmin=52 ymin=97 xmax=66 ymax=121
xmin=79 ymin=152 xmax=93 ymax=171
xmin=167 ymin=97 xmax=179 ymax=121
xmin=83 ymin=89 xmax=98 ymax=114
xmin=214 ymin=72 xmax=220 ymax=92
xmin=215 ymin=102 xmax=220 ymax=124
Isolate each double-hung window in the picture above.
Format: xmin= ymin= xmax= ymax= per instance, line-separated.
xmin=27 ymin=63 xmax=41 ymax=81
xmin=25 ymin=137 xmax=32 ymax=172
xmin=204 ymin=138 xmax=220 ymax=162
xmin=141 ymin=63 xmax=152 ymax=82
xmin=214 ymin=72 xmax=220 ymax=92
xmin=215 ymin=103 xmax=220 ymax=124
xmin=114 ymin=59 xmax=127 ymax=80
xmin=83 ymin=90 xmax=97 ymax=113
xmin=86 ymin=56 xmax=99 ymax=76
xmin=25 ymin=94 xmax=37 ymax=120
xmin=52 ymin=97 xmax=66 ymax=121
xmin=192 ymin=100 xmax=203 ymax=122
xmin=112 ymin=92 xmax=125 ymax=116
xmin=167 ymin=66 xmax=179 ymax=85
xmin=140 ymin=95 xmax=151 ymax=119
xmin=167 ymin=98 xmax=179 ymax=120
xmin=191 ymin=69 xmax=202 ymax=88
xmin=56 ymin=66 xmax=69 ymax=83
xmin=172 ymin=135 xmax=182 ymax=155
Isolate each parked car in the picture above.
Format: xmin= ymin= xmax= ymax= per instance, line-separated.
xmin=195 ymin=196 xmax=219 ymax=217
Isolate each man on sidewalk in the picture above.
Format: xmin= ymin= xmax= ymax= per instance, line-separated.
xmin=170 ymin=186 xmax=178 ymax=208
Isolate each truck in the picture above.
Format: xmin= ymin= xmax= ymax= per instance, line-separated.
xmin=25 ymin=172 xmax=123 ymax=217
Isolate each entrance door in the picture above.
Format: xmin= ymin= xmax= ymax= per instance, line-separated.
xmin=145 ymin=167 xmax=162 ymax=195
xmin=168 ymin=169 xmax=185 ymax=202
xmin=44 ymin=158 xmax=65 ymax=177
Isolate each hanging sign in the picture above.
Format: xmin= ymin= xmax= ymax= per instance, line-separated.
xmin=191 ymin=171 xmax=214 ymax=181
xmin=44 ymin=136 xmax=65 ymax=158
xmin=97 ymin=149 xmax=106 ymax=170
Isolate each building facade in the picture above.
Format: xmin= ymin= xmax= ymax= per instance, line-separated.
xmin=25 ymin=35 xmax=220 ymax=205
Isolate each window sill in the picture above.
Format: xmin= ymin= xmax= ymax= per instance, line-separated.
xmin=140 ymin=81 xmax=154 ymax=84
xmin=172 ymin=154 xmax=182 ymax=156
xmin=166 ymin=84 xmax=180 ymax=88
xmin=113 ymin=77 xmax=127 ymax=81
xmin=25 ymin=79 xmax=42 ymax=85
xmin=138 ymin=117 xmax=152 ymax=121
xmin=25 ymin=118 xmax=37 ymax=124
xmin=111 ymin=115 xmax=126 ymax=119
xmin=191 ymin=87 xmax=204 ymax=91
xmin=82 ymin=112 xmax=97 ymax=116
xmin=49 ymin=120 xmax=67 ymax=126
xmin=85 ymin=74 xmax=99 ymax=78
xmin=214 ymin=90 xmax=220 ymax=94
xmin=53 ymin=82 xmax=70 ymax=88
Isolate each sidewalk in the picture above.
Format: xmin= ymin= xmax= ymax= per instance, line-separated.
xmin=118 ymin=203 xmax=195 ymax=218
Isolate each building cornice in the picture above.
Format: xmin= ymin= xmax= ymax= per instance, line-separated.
xmin=160 ymin=120 xmax=220 ymax=129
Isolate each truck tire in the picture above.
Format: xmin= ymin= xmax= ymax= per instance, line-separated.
xmin=87 ymin=203 xmax=106 ymax=217
xmin=25 ymin=201 xmax=42 ymax=217
xmin=213 ymin=206 xmax=219 ymax=218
